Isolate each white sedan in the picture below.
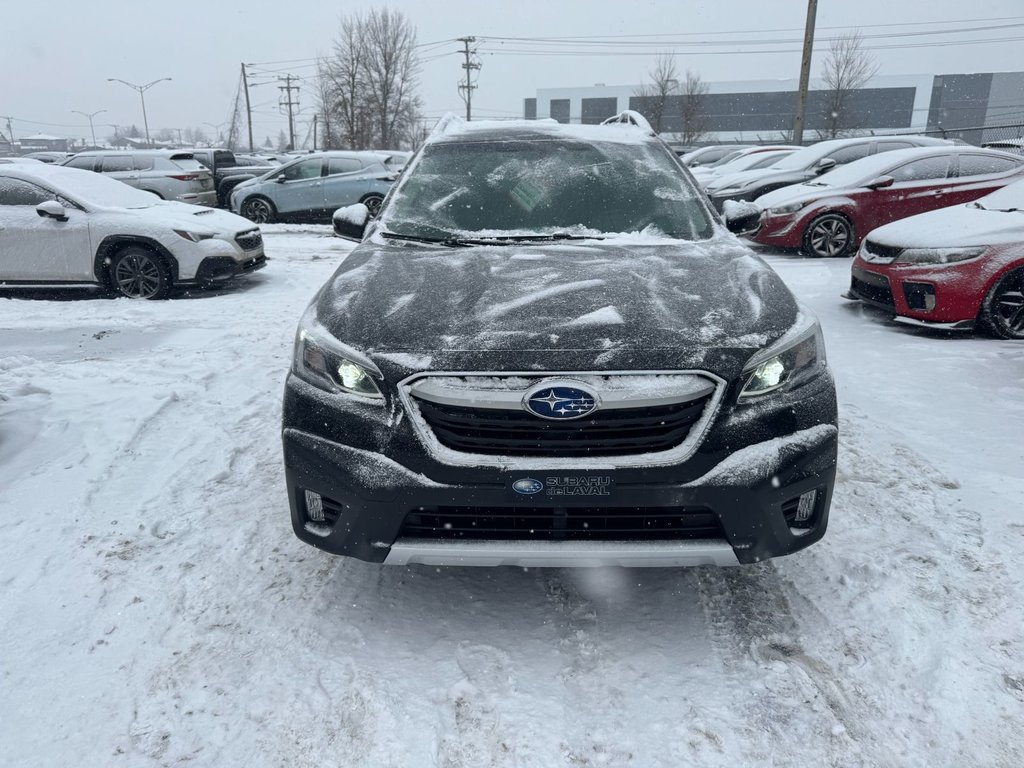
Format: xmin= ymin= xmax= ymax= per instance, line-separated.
xmin=0 ymin=164 xmax=266 ymax=299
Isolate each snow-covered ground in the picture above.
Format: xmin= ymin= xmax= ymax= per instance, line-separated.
xmin=2 ymin=227 xmax=1022 ymax=767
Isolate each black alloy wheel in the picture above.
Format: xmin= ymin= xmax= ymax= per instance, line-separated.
xmin=981 ymin=268 xmax=1024 ymax=339
xmin=242 ymin=197 xmax=275 ymax=224
xmin=803 ymin=214 xmax=854 ymax=258
xmin=110 ymin=247 xmax=170 ymax=299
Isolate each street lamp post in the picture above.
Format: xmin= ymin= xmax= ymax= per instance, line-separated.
xmin=106 ymin=77 xmax=172 ymax=146
xmin=71 ymin=109 xmax=106 ymax=148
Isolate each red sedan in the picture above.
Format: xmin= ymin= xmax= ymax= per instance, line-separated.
xmin=844 ymin=180 xmax=1024 ymax=339
xmin=751 ymin=147 xmax=1024 ymax=258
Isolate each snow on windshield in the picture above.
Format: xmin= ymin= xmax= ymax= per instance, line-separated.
xmin=380 ymin=135 xmax=714 ymax=241
xmin=974 ymin=177 xmax=1024 ymax=209
xmin=29 ymin=165 xmax=159 ymax=209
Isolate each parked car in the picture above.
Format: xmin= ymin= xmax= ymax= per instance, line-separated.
xmin=230 ymin=151 xmax=395 ymax=223
xmin=691 ymin=147 xmax=799 ymax=189
xmin=982 ymin=138 xmax=1024 ymax=156
xmin=0 ymin=164 xmax=265 ymax=299
xmin=0 ymin=157 xmax=44 ymax=164
xmin=705 ymin=135 xmax=950 ymax=212
xmin=844 ymin=179 xmax=1024 ymax=339
xmin=62 ymin=150 xmax=217 ymax=206
xmin=185 ymin=148 xmax=277 ymax=207
xmin=748 ymin=147 xmax=1024 ymax=257
xmin=23 ymin=151 xmax=69 ymax=164
xmin=284 ymin=115 xmax=838 ymax=567
xmin=680 ymin=144 xmax=752 ymax=168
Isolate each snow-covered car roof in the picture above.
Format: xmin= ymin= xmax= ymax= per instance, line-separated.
xmin=1 ymin=163 xmax=166 ymax=208
xmin=813 ymin=146 xmax=1022 ymax=188
xmin=431 ymin=115 xmax=656 ymax=147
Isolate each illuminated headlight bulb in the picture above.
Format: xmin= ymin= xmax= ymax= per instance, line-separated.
xmin=748 ymin=356 xmax=786 ymax=392
xmin=338 ymin=360 xmax=368 ymax=390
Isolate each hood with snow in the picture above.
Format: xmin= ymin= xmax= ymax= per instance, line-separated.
xmin=867 ymin=202 xmax=1024 ymax=248
xmin=311 ymin=233 xmax=798 ymax=378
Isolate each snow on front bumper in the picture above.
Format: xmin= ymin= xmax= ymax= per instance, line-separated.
xmin=282 ymin=365 xmax=839 ymax=567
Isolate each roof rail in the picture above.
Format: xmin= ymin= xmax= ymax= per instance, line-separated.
xmin=600 ymin=110 xmax=654 ymax=133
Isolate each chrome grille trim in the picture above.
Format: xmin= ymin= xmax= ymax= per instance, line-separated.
xmin=398 ymin=370 xmax=726 ymax=469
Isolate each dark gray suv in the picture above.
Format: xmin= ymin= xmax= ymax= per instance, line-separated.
xmin=283 ymin=116 xmax=838 ymax=567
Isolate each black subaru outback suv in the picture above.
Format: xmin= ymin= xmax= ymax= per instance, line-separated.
xmin=282 ymin=115 xmax=838 ymax=567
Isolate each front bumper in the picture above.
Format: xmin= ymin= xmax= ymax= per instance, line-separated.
xmin=846 ymin=256 xmax=989 ymax=325
xmin=282 ymin=371 xmax=838 ymax=567
xmin=185 ymin=251 xmax=267 ymax=285
xmin=177 ymin=190 xmax=218 ymax=207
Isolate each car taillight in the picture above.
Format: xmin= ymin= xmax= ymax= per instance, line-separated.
xmin=170 ymin=174 xmax=199 ymax=181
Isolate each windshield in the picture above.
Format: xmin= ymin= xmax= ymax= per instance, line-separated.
xmin=58 ymin=168 xmax=161 ymax=208
xmin=768 ymin=143 xmax=836 ymax=171
xmin=973 ymin=178 xmax=1024 ymax=210
xmin=380 ymin=138 xmax=714 ymax=241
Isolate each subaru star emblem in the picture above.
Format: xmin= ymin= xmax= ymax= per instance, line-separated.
xmin=523 ymin=380 xmax=600 ymax=420
xmin=512 ymin=478 xmax=544 ymax=495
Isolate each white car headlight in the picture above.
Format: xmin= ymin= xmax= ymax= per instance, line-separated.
xmin=768 ymin=202 xmax=805 ymax=215
xmin=712 ymin=185 xmax=745 ymax=195
xmin=894 ymin=247 xmax=986 ymax=265
xmin=292 ymin=309 xmax=383 ymax=399
xmin=739 ymin=310 xmax=827 ymax=399
xmin=173 ymin=229 xmax=215 ymax=242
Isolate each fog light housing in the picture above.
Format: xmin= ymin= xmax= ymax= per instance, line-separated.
xmin=304 ymin=489 xmax=325 ymax=522
xmin=795 ymin=489 xmax=817 ymax=522
xmin=903 ymin=282 xmax=936 ymax=311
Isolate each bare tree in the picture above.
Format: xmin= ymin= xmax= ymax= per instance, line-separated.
xmin=634 ymin=56 xmax=710 ymax=143
xmin=678 ymin=69 xmax=711 ymax=145
xmin=317 ymin=9 xmax=422 ymax=149
xmin=819 ymin=31 xmax=878 ymax=138
xmin=634 ymin=54 xmax=679 ymax=134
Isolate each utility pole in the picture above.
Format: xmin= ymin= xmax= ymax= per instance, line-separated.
xmin=3 ymin=116 xmax=15 ymax=150
xmin=241 ymin=63 xmax=254 ymax=152
xmin=792 ymin=0 xmax=818 ymax=145
xmin=72 ymin=109 xmax=107 ymax=148
xmin=278 ymin=75 xmax=300 ymax=150
xmin=312 ymin=114 xmax=318 ymax=151
xmin=457 ymin=37 xmax=480 ymax=120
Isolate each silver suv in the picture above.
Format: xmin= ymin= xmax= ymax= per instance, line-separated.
xmin=62 ymin=150 xmax=217 ymax=206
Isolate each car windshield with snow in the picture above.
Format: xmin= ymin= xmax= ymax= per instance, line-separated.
xmin=283 ymin=117 xmax=838 ymax=567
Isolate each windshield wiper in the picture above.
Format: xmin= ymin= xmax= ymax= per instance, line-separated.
xmin=379 ymin=230 xmax=470 ymax=247
xmin=460 ymin=233 xmax=605 ymax=244
xmin=971 ymin=202 xmax=1022 ymax=212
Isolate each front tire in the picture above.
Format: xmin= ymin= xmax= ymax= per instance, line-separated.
xmin=110 ymin=246 xmax=171 ymax=299
xmin=802 ymin=213 xmax=854 ymax=258
xmin=980 ymin=267 xmax=1024 ymax=339
xmin=242 ymin=197 xmax=276 ymax=224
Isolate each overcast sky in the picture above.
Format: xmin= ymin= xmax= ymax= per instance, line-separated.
xmin=3 ymin=0 xmax=1023 ymax=147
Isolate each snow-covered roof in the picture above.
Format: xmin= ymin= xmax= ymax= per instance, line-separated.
xmin=20 ymin=133 xmax=65 ymax=141
xmin=432 ymin=114 xmax=654 ymax=146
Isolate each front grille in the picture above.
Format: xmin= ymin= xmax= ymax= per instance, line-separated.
xmin=862 ymin=239 xmax=904 ymax=262
xmin=401 ymin=505 xmax=725 ymax=541
xmin=850 ymin=267 xmax=894 ymax=308
xmin=235 ymin=230 xmax=264 ymax=251
xmin=413 ymin=395 xmax=712 ymax=457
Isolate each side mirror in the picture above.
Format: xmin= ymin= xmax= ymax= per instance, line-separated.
xmin=814 ymin=158 xmax=837 ymax=175
xmin=333 ymin=203 xmax=369 ymax=241
xmin=275 ymin=174 xmax=287 ymax=183
xmin=865 ymin=175 xmax=895 ymax=190
xmin=722 ymin=200 xmax=762 ymax=235
xmin=36 ymin=200 xmax=68 ymax=222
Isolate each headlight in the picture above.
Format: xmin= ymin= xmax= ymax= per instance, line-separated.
xmin=173 ymin=229 xmax=215 ymax=242
xmin=894 ymin=246 xmax=986 ymax=265
xmin=768 ymin=202 xmax=805 ymax=215
xmin=712 ymin=185 xmax=744 ymax=196
xmin=739 ymin=310 xmax=827 ymax=399
xmin=292 ymin=309 xmax=383 ymax=399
